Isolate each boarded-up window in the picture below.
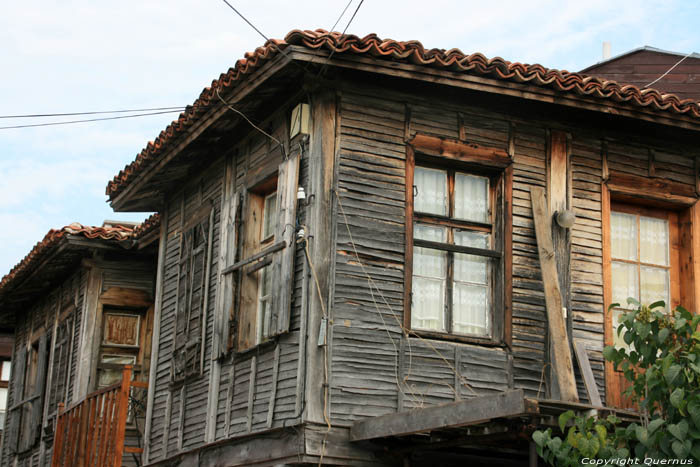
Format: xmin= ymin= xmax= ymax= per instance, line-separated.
xmin=48 ymin=316 xmax=74 ymax=417
xmin=225 ymin=153 xmax=300 ymax=352
xmin=172 ymin=204 xmax=214 ymax=381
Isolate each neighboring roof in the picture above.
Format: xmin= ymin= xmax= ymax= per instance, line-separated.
xmin=0 ymin=214 xmax=160 ymax=311
xmin=106 ymin=29 xmax=700 ymax=203
xmin=581 ymin=46 xmax=700 ymax=73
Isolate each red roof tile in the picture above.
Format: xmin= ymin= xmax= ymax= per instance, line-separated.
xmin=0 ymin=216 xmax=157 ymax=296
xmin=106 ymin=29 xmax=700 ymax=201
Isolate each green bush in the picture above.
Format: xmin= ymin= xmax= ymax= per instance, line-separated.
xmin=532 ymin=299 xmax=700 ymax=464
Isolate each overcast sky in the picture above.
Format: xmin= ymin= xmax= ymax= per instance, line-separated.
xmin=1 ymin=0 xmax=699 ymax=276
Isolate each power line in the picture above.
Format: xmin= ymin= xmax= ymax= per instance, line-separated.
xmin=0 ymin=110 xmax=183 ymax=130
xmin=330 ymin=0 xmax=354 ymax=32
xmin=0 ymin=106 xmax=186 ymax=120
xmin=644 ymin=51 xmax=693 ymax=89
xmin=317 ymin=0 xmax=366 ymax=79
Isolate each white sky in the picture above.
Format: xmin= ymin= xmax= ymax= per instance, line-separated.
xmin=1 ymin=0 xmax=698 ymax=275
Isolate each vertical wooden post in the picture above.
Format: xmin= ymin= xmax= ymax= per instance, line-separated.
xmin=113 ymin=365 xmax=132 ymax=467
xmin=530 ymin=186 xmax=579 ymax=403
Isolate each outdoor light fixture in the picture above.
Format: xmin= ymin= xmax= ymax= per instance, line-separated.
xmin=554 ymin=209 xmax=577 ymax=229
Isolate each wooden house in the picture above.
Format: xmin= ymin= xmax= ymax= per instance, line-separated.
xmin=104 ymin=30 xmax=700 ymax=466
xmin=582 ymin=46 xmax=700 ymax=102
xmin=0 ymin=217 xmax=159 ymax=467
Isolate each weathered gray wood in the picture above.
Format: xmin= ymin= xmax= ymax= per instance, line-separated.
xmin=221 ymin=241 xmax=286 ymax=275
xmin=272 ymin=152 xmax=300 ymax=335
xmin=247 ymin=355 xmax=257 ymax=433
xmin=225 ymin=363 xmax=235 ymax=438
xmin=349 ymin=390 xmax=532 ymax=441
xmin=267 ymin=344 xmax=281 ymax=428
xmin=573 ymin=340 xmax=602 ymax=407
xmin=162 ymin=390 xmax=172 ymax=451
xmin=75 ymin=264 xmax=102 ymax=401
xmin=178 ymin=385 xmax=186 ymax=450
xmin=200 ymin=208 xmax=215 ymax=375
xmin=530 ymin=186 xmax=579 ymax=403
xmin=295 ymin=248 xmax=309 ymax=416
xmin=6 ymin=345 xmax=26 ymax=453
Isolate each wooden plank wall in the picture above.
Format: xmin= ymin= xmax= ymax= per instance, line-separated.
xmin=146 ymin=111 xmax=308 ymax=463
xmin=1 ymin=270 xmax=86 ymax=467
xmin=327 ymin=81 xmax=699 ymax=423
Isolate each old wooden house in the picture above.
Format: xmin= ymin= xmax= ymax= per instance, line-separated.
xmin=0 ymin=217 xmax=159 ymax=466
xmin=103 ymin=29 xmax=700 ymax=466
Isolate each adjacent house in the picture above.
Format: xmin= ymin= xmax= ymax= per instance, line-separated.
xmin=102 ymin=29 xmax=700 ymax=465
xmin=582 ymin=46 xmax=700 ymax=102
xmin=0 ymin=217 xmax=159 ymax=467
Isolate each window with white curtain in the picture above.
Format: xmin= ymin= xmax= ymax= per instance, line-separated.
xmin=610 ymin=208 xmax=673 ymax=350
xmin=410 ymin=165 xmax=498 ymax=337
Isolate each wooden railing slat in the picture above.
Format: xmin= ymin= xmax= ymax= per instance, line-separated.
xmin=50 ymin=366 xmax=147 ymax=467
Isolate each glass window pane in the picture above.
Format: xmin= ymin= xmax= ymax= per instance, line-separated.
xmin=411 ymin=277 xmax=445 ymax=332
xmin=454 ymin=231 xmax=489 ymax=285
xmin=454 ymin=173 xmax=489 ymax=222
xmin=1 ymin=361 xmax=10 ymax=381
xmin=452 ymin=283 xmax=489 ymax=336
xmin=0 ymin=387 xmax=7 ymax=409
xmin=414 ymin=167 xmax=447 ymax=215
xmin=414 ymin=223 xmax=447 ymax=243
xmin=98 ymin=355 xmax=136 ymax=387
xmin=263 ymin=192 xmax=277 ymax=239
xmin=641 ymin=266 xmax=670 ymax=308
xmin=413 ymin=247 xmax=446 ymax=279
xmin=640 ymin=216 xmax=669 ymax=266
xmin=611 ymin=212 xmax=637 ymax=261
xmin=612 ymin=261 xmax=638 ymax=307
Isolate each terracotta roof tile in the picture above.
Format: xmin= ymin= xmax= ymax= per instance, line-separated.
xmin=1 ymin=215 xmax=157 ymax=297
xmin=106 ymin=29 xmax=700 ymax=201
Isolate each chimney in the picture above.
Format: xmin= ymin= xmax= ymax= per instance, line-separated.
xmin=602 ymin=41 xmax=611 ymax=60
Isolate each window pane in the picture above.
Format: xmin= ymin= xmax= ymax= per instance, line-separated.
xmin=612 ymin=261 xmax=638 ymax=307
xmin=98 ymin=355 xmax=136 ymax=387
xmin=640 ymin=216 xmax=669 ymax=266
xmin=1 ymin=361 xmax=10 ymax=381
xmin=412 ymin=277 xmax=445 ymax=332
xmin=641 ymin=266 xmax=670 ymax=308
xmin=611 ymin=212 xmax=637 ymax=261
xmin=414 ymin=223 xmax=447 ymax=243
xmin=454 ymin=173 xmax=489 ymax=222
xmin=263 ymin=192 xmax=277 ymax=239
xmin=414 ymin=247 xmax=446 ymax=279
xmin=454 ymin=231 xmax=490 ymax=285
xmin=414 ymin=167 xmax=447 ymax=215
xmin=453 ymin=283 xmax=489 ymax=336
xmin=0 ymin=387 xmax=7 ymax=409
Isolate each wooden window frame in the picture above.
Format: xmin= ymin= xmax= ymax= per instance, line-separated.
xmin=602 ymin=177 xmax=700 ymax=409
xmin=404 ymin=135 xmax=512 ymax=346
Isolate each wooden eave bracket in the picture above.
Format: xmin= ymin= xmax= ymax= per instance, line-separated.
xmin=530 ymin=186 xmax=579 ymax=403
xmin=410 ymin=134 xmax=512 ymax=168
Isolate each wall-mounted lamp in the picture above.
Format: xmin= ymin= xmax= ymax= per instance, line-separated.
xmin=554 ymin=209 xmax=577 ymax=229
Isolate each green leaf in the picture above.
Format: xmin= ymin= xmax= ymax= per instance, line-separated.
xmin=627 ymin=297 xmax=640 ymax=307
xmin=664 ymin=364 xmax=682 ymax=385
xmin=595 ymin=424 xmax=607 ymax=445
xmin=675 ymin=318 xmax=688 ymax=330
xmin=559 ymin=410 xmax=575 ymax=434
xmin=636 ymin=426 xmax=650 ymax=446
xmin=532 ymin=430 xmax=546 ymax=447
xmin=669 ymin=421 xmax=689 ymax=441
xmin=603 ymin=346 xmax=617 ymax=363
xmin=649 ymin=300 xmax=666 ymax=309
xmin=671 ymin=388 xmax=685 ymax=409
xmin=691 ymin=442 xmax=700 ymax=462
xmin=671 ymin=440 xmax=691 ymax=459
xmin=648 ymin=418 xmax=665 ymax=435
xmin=658 ymin=327 xmax=670 ymax=343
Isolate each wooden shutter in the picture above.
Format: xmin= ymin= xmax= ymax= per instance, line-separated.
xmin=220 ymin=190 xmax=242 ymax=355
xmin=30 ymin=333 xmax=50 ymax=444
xmin=6 ymin=346 xmax=26 ymax=453
xmin=270 ymin=153 xmax=300 ymax=335
xmin=173 ymin=207 xmax=213 ymax=381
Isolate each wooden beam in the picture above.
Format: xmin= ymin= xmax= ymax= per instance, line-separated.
xmin=410 ymin=134 xmax=511 ymax=168
xmin=349 ymin=390 xmax=534 ymax=441
xmin=606 ymin=171 xmax=698 ymax=206
xmin=530 ymin=186 xmax=579 ymax=403
xmin=573 ymin=340 xmax=602 ymax=407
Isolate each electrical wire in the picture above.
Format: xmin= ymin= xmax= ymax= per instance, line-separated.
xmin=215 ymin=88 xmax=287 ymax=159
xmin=330 ymin=0 xmax=354 ymax=32
xmin=644 ymin=51 xmax=693 ymax=89
xmin=0 ymin=110 xmax=183 ymax=130
xmin=0 ymin=106 xmax=186 ymax=119
xmin=316 ymin=0 xmax=366 ymax=80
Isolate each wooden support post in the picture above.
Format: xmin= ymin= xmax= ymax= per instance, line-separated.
xmin=573 ymin=340 xmax=602 ymax=407
xmin=113 ymin=365 xmax=132 ymax=467
xmin=530 ymin=186 xmax=579 ymax=403
xmin=267 ymin=344 xmax=281 ymax=428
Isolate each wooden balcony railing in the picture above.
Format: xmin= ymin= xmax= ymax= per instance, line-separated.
xmin=50 ymin=366 xmax=147 ymax=467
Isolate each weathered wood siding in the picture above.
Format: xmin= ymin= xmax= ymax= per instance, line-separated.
xmin=1 ymin=270 xmax=86 ymax=467
xmin=146 ymin=111 xmax=308 ymax=463
xmin=327 ymin=82 xmax=699 ymax=423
